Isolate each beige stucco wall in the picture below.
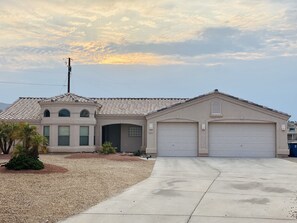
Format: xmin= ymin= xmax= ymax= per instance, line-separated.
xmin=40 ymin=103 xmax=97 ymax=152
xmin=146 ymin=94 xmax=289 ymax=157
xmin=95 ymin=116 xmax=146 ymax=151
xmin=120 ymin=124 xmax=142 ymax=152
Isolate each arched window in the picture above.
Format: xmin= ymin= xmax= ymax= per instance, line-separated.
xmin=80 ymin=109 xmax=90 ymax=117
xmin=44 ymin=109 xmax=50 ymax=117
xmin=58 ymin=109 xmax=70 ymax=117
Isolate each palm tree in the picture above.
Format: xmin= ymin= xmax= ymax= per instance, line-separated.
xmin=18 ymin=123 xmax=37 ymax=150
xmin=0 ymin=122 xmax=18 ymax=154
xmin=17 ymin=123 xmax=46 ymax=158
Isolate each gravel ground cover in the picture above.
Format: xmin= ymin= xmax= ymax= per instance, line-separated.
xmin=0 ymin=154 xmax=155 ymax=223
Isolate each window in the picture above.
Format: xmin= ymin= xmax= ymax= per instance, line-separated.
xmin=80 ymin=126 xmax=89 ymax=146
xmin=80 ymin=109 xmax=90 ymax=117
xmin=44 ymin=109 xmax=50 ymax=117
xmin=58 ymin=109 xmax=70 ymax=117
xmin=211 ymin=101 xmax=222 ymax=116
xmin=43 ymin=126 xmax=50 ymax=145
xmin=128 ymin=126 xmax=142 ymax=137
xmin=58 ymin=126 xmax=70 ymax=146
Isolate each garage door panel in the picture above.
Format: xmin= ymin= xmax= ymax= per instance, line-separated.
xmin=209 ymin=123 xmax=275 ymax=158
xmin=158 ymin=123 xmax=198 ymax=157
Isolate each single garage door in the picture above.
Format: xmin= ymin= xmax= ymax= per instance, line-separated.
xmin=157 ymin=123 xmax=198 ymax=157
xmin=209 ymin=123 xmax=275 ymax=158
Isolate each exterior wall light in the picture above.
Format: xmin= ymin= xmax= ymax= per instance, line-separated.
xmin=201 ymin=124 xmax=206 ymax=131
xmin=149 ymin=123 xmax=154 ymax=130
xmin=281 ymin=124 xmax=286 ymax=131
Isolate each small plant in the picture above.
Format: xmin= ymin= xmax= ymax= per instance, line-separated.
xmin=133 ymin=150 xmax=146 ymax=156
xmin=133 ymin=150 xmax=141 ymax=156
xmin=5 ymin=154 xmax=44 ymax=170
xmin=101 ymin=141 xmax=117 ymax=154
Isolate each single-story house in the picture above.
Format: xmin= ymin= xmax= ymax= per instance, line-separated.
xmin=0 ymin=89 xmax=290 ymax=158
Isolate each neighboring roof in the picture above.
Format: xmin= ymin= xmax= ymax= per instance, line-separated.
xmin=40 ymin=93 xmax=97 ymax=104
xmin=147 ymin=89 xmax=290 ymax=118
xmin=0 ymin=97 xmax=46 ymax=121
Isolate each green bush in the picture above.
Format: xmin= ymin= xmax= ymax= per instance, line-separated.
xmin=5 ymin=154 xmax=44 ymax=170
xmin=101 ymin=141 xmax=117 ymax=154
xmin=133 ymin=150 xmax=141 ymax=156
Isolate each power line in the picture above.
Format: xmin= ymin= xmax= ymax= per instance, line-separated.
xmin=0 ymin=81 xmax=67 ymax=87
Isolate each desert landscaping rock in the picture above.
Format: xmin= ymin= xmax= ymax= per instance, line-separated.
xmin=0 ymin=154 xmax=155 ymax=223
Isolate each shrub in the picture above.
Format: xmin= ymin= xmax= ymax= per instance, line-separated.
xmin=101 ymin=141 xmax=116 ymax=154
xmin=5 ymin=154 xmax=44 ymax=170
xmin=39 ymin=145 xmax=48 ymax=154
xmin=133 ymin=150 xmax=141 ymax=156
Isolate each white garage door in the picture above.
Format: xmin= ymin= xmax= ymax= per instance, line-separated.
xmin=157 ymin=123 xmax=198 ymax=157
xmin=209 ymin=123 xmax=275 ymax=158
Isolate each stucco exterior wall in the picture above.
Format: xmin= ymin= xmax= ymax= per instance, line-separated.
xmin=40 ymin=103 xmax=97 ymax=152
xmin=95 ymin=116 xmax=146 ymax=150
xmin=146 ymin=94 xmax=289 ymax=157
xmin=120 ymin=124 xmax=142 ymax=152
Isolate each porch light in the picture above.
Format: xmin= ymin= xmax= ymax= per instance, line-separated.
xmin=149 ymin=123 xmax=154 ymax=130
xmin=201 ymin=124 xmax=206 ymax=130
xmin=281 ymin=124 xmax=286 ymax=131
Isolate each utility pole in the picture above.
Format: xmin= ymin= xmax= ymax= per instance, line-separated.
xmin=67 ymin=58 xmax=72 ymax=93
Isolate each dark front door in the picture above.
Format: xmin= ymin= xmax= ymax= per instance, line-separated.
xmin=102 ymin=124 xmax=121 ymax=151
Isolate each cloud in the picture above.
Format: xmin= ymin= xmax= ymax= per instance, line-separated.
xmin=0 ymin=0 xmax=297 ymax=70
xmin=107 ymin=27 xmax=264 ymax=57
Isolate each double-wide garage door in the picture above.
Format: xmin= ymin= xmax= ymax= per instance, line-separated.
xmin=209 ymin=123 xmax=276 ymax=158
xmin=157 ymin=123 xmax=198 ymax=157
xmin=157 ymin=122 xmax=276 ymax=158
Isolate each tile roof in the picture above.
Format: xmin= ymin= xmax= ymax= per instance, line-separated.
xmin=92 ymin=98 xmax=187 ymax=115
xmin=0 ymin=90 xmax=289 ymax=121
xmin=0 ymin=97 xmax=187 ymax=121
xmin=41 ymin=93 xmax=97 ymax=104
xmin=0 ymin=97 xmax=46 ymax=121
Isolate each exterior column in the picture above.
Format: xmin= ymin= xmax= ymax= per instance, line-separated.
xmin=89 ymin=125 xmax=95 ymax=146
xmin=141 ymin=125 xmax=145 ymax=150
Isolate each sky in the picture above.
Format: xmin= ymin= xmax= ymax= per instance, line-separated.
xmin=0 ymin=0 xmax=296 ymax=120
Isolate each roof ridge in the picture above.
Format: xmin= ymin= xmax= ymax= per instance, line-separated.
xmin=19 ymin=97 xmax=47 ymax=99
xmin=91 ymin=97 xmax=189 ymax=100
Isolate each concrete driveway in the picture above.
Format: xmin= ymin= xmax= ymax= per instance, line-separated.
xmin=61 ymin=158 xmax=297 ymax=223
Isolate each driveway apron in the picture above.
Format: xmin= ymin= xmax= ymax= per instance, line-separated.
xmin=61 ymin=158 xmax=297 ymax=223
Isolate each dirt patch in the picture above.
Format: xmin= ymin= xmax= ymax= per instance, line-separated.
xmin=0 ymin=154 xmax=155 ymax=223
xmin=65 ymin=153 xmax=142 ymax=161
xmin=0 ymin=163 xmax=68 ymax=174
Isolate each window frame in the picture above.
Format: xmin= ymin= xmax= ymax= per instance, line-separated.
xmin=80 ymin=126 xmax=89 ymax=146
xmin=58 ymin=126 xmax=70 ymax=146
xmin=80 ymin=109 xmax=90 ymax=118
xmin=128 ymin=126 xmax=142 ymax=137
xmin=58 ymin=109 xmax=71 ymax=117
xmin=43 ymin=109 xmax=50 ymax=117
xmin=43 ymin=126 xmax=50 ymax=145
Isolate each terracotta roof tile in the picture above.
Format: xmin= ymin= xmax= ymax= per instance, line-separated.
xmin=0 ymin=97 xmax=187 ymax=120
xmin=41 ymin=93 xmax=96 ymax=104
xmin=0 ymin=90 xmax=289 ymax=121
xmin=0 ymin=97 xmax=45 ymax=121
xmin=92 ymin=98 xmax=187 ymax=115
